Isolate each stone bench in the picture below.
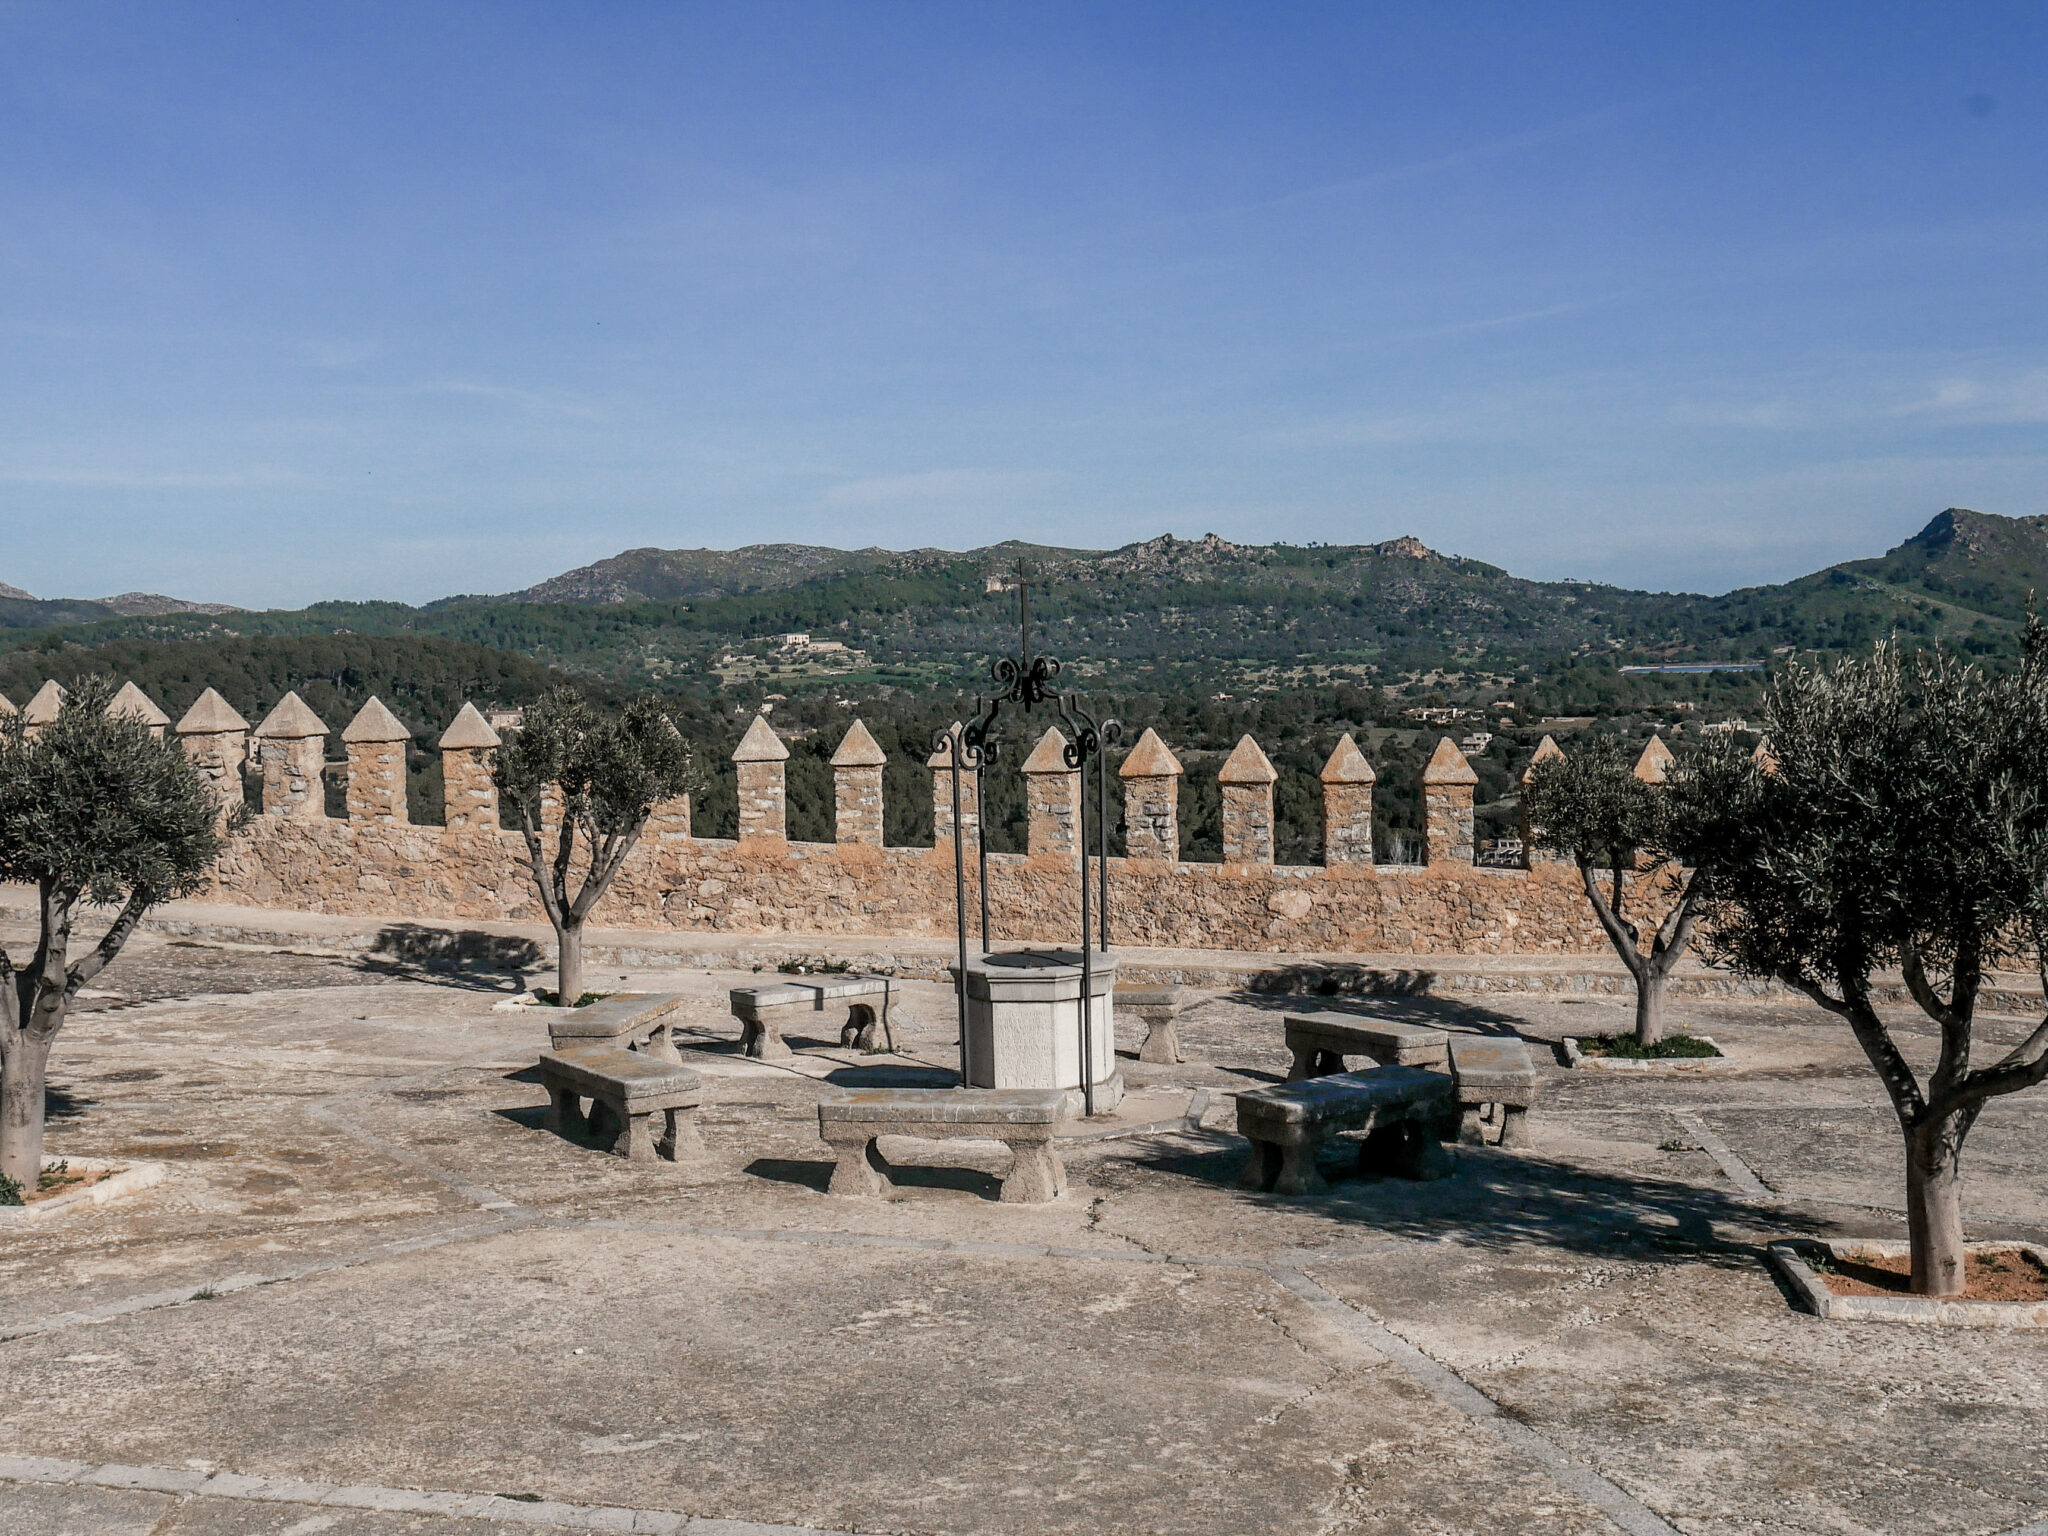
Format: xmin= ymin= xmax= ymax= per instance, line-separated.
xmin=1284 ymin=1012 xmax=1449 ymax=1080
xmin=1117 ymin=986 xmax=1189 ymax=1064
xmin=540 ymin=1046 xmax=703 ymax=1164
xmin=730 ymin=975 xmax=895 ymax=1060
xmin=1231 ymin=1067 xmax=1457 ymax=1196
xmin=545 ymin=993 xmax=684 ymax=1063
xmin=817 ymin=1088 xmax=1066 ymax=1203
xmin=1447 ymin=1036 xmax=1541 ymax=1148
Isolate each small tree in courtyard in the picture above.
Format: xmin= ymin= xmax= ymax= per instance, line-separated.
xmin=493 ymin=687 xmax=692 ymax=1004
xmin=1687 ymin=634 xmax=2048 ymax=1296
xmin=1521 ymin=737 xmax=1713 ymax=1046
xmin=0 ymin=676 xmax=234 ymax=1190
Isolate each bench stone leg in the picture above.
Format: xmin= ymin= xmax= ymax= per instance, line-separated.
xmin=1237 ymin=1137 xmax=1282 ymax=1191
xmin=614 ymin=1105 xmax=660 ymax=1163
xmin=641 ymin=1022 xmax=684 ymax=1065
xmin=841 ymin=1004 xmax=880 ymax=1051
xmin=544 ymin=1085 xmax=585 ymax=1136
xmin=1314 ymin=1049 xmax=1348 ymax=1077
xmin=826 ymin=1134 xmax=890 ymax=1197
xmin=1458 ymin=1104 xmax=1489 ymax=1146
xmin=740 ymin=1015 xmax=793 ymax=1060
xmin=658 ymin=1107 xmax=702 ymax=1162
xmin=1272 ymin=1134 xmax=1328 ymax=1197
xmin=1360 ymin=1121 xmax=1453 ymax=1181
xmin=1285 ymin=1042 xmax=1317 ymax=1082
xmin=586 ymin=1098 xmax=620 ymax=1145
xmin=1138 ymin=1018 xmax=1182 ymax=1065
xmin=1000 ymin=1140 xmax=1066 ymax=1204
xmin=1497 ymin=1105 xmax=1533 ymax=1148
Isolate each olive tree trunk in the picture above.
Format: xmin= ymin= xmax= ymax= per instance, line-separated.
xmin=1633 ymin=969 xmax=1669 ymax=1048
xmin=555 ymin=919 xmax=586 ymax=1006
xmin=0 ymin=1032 xmax=53 ymax=1190
xmin=1906 ymin=1116 xmax=1968 ymax=1297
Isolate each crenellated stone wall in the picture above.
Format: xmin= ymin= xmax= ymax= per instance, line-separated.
xmin=22 ymin=675 xmax=1682 ymax=958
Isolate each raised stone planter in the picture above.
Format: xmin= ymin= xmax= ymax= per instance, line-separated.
xmin=0 ymin=1156 xmax=166 ymax=1224
xmin=1769 ymin=1239 xmax=2048 ymax=1326
xmin=1562 ymin=1035 xmax=1731 ymax=1071
xmin=954 ymin=949 xmax=1122 ymax=1116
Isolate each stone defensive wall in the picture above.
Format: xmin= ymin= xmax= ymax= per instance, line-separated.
xmin=8 ymin=679 xmax=1679 ymax=957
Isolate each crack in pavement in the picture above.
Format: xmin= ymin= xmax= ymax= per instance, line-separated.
xmin=1269 ymin=1267 xmax=1684 ymax=1536
xmin=0 ymin=1454 xmax=872 ymax=1534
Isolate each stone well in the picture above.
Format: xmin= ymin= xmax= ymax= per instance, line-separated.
xmin=954 ymin=950 xmax=1123 ymax=1116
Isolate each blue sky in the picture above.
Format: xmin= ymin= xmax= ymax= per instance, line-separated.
xmin=4 ymin=3 xmax=2047 ymax=607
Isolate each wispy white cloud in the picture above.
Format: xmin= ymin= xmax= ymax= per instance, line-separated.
xmin=1203 ymin=94 xmax=1685 ymax=224
xmin=1900 ymin=369 xmax=2048 ymax=424
xmin=819 ymin=468 xmax=1062 ymax=508
xmin=0 ymin=465 xmax=310 ymax=489
xmin=404 ymin=379 xmax=604 ymax=420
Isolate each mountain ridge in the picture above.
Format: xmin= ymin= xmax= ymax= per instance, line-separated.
xmin=5 ymin=509 xmax=2039 ymax=697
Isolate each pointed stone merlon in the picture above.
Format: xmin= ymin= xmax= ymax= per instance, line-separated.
xmin=830 ymin=719 xmax=888 ymax=846
xmin=649 ymin=719 xmax=692 ymax=844
xmin=175 ymin=687 xmax=250 ymax=810
xmin=1218 ymin=735 xmax=1277 ymax=867
xmin=1021 ymin=726 xmax=1079 ymax=857
xmin=732 ymin=714 xmax=789 ymax=840
xmin=1519 ymin=734 xmax=1565 ymax=865
xmin=1119 ymin=728 xmax=1183 ymax=863
xmin=1422 ymin=736 xmax=1479 ymax=867
xmin=252 ymin=691 xmax=331 ymax=820
xmin=107 ymin=681 xmax=170 ymax=739
xmin=341 ymin=697 xmax=412 ymax=826
xmin=438 ymin=702 xmax=502 ymax=833
xmin=1320 ymin=734 xmax=1375 ymax=865
xmin=21 ymin=679 xmax=64 ymax=738
xmin=927 ymin=722 xmax=980 ymax=850
xmin=1635 ymin=735 xmax=1675 ymax=785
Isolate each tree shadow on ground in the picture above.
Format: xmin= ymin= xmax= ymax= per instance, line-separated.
xmin=43 ymin=1084 xmax=93 ymax=1121
xmin=361 ymin=925 xmax=545 ymax=991
xmin=1116 ymin=1131 xmax=1811 ymax=1268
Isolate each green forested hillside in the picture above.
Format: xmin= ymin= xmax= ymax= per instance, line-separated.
xmin=1 ymin=508 xmax=2032 ymax=851
xmin=4 ymin=513 xmax=2030 ymax=703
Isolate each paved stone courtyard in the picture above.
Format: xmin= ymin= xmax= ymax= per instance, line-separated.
xmin=4 ymin=923 xmax=2047 ymax=1536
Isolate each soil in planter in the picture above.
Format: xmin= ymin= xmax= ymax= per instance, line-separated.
xmin=2 ymin=1161 xmax=113 ymax=1206
xmin=1576 ymin=1034 xmax=1722 ymax=1060
xmin=1808 ymin=1246 xmax=2048 ymax=1302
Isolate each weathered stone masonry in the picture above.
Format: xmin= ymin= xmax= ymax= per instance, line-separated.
xmin=1 ymin=680 xmax=1684 ymax=957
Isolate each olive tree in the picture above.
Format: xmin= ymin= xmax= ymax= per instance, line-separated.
xmin=0 ymin=676 xmax=233 ymax=1189
xmin=492 ymin=688 xmax=692 ymax=1003
xmin=1521 ymin=737 xmax=1710 ymax=1046
xmin=1687 ymin=634 xmax=2048 ymax=1295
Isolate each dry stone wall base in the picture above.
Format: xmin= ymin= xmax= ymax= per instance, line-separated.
xmin=202 ymin=818 xmax=1683 ymax=956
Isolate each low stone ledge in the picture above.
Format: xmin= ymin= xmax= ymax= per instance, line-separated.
xmin=0 ymin=1157 xmax=166 ymax=1224
xmin=1768 ymin=1239 xmax=2048 ymax=1327
xmin=1561 ymin=1035 xmax=1732 ymax=1071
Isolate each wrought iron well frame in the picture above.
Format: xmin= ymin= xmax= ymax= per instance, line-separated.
xmin=931 ymin=568 xmax=1121 ymax=1115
